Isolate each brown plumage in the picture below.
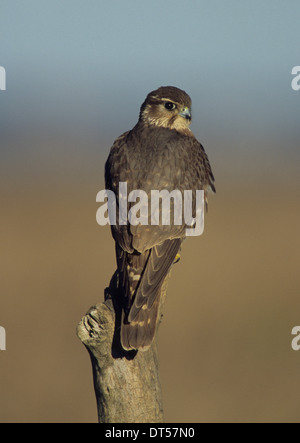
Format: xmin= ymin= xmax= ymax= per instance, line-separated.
xmin=105 ymin=86 xmax=215 ymax=351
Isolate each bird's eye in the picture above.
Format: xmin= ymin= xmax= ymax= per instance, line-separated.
xmin=164 ymin=102 xmax=176 ymax=111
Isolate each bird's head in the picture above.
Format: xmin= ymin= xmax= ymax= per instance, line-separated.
xmin=139 ymin=86 xmax=192 ymax=134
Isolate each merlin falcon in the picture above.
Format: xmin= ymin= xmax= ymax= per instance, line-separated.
xmin=105 ymin=86 xmax=215 ymax=351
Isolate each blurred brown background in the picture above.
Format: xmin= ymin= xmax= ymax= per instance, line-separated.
xmin=1 ymin=137 xmax=300 ymax=423
xmin=1 ymin=1 xmax=300 ymax=423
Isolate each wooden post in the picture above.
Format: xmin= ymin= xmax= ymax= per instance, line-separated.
xmin=76 ymin=271 xmax=165 ymax=423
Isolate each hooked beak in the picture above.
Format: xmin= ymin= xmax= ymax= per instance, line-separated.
xmin=179 ymin=106 xmax=191 ymax=121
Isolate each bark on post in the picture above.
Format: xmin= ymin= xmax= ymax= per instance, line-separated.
xmin=76 ymin=271 xmax=165 ymax=423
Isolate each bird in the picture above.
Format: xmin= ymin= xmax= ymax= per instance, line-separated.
xmin=105 ymin=86 xmax=215 ymax=351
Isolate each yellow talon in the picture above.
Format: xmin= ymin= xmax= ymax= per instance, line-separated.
xmin=173 ymin=253 xmax=181 ymax=264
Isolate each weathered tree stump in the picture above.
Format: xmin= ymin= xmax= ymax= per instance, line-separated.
xmin=76 ymin=271 xmax=167 ymax=423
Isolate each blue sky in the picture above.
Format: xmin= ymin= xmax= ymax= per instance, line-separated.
xmin=0 ymin=0 xmax=299 ymax=158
